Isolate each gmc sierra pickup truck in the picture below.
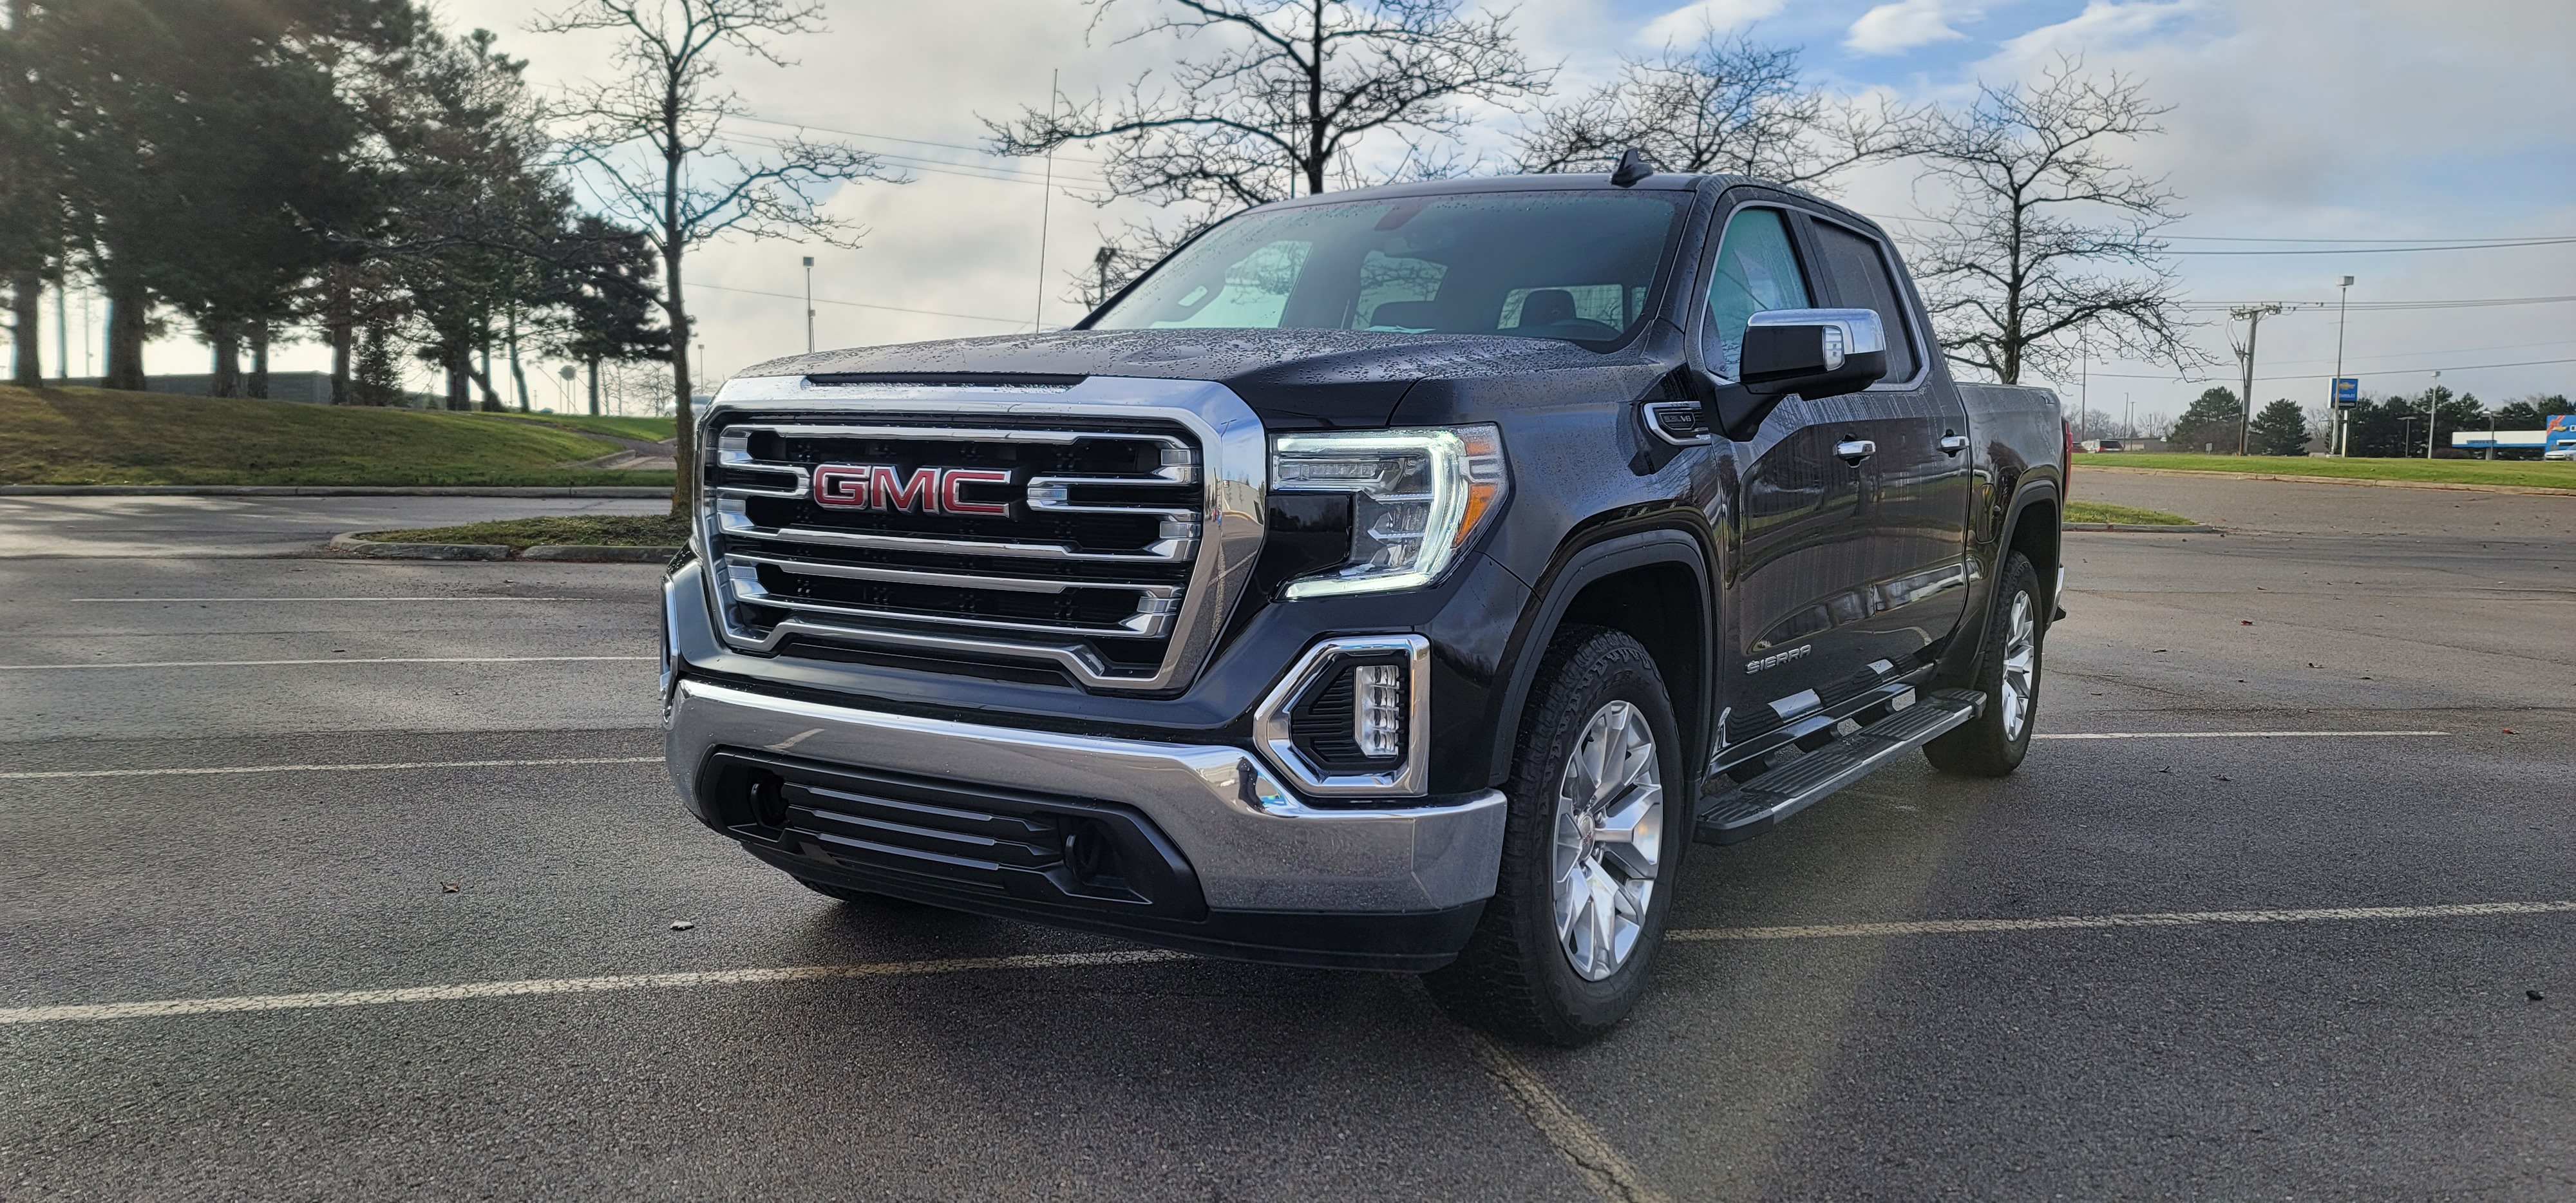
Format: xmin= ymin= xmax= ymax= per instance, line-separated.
xmin=661 ymin=165 xmax=2067 ymax=1044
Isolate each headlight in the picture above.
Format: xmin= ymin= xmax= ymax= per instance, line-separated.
xmin=1269 ymin=425 xmax=1509 ymax=599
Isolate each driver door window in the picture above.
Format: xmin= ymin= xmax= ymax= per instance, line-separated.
xmin=1704 ymin=208 xmax=1811 ymax=379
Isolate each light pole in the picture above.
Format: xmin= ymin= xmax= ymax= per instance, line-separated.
xmin=2332 ymin=275 xmax=2353 ymax=455
xmin=1094 ymin=245 xmax=1117 ymax=312
xmin=802 ymin=256 xmax=815 ymax=354
xmin=557 ymin=363 xmax=575 ymax=413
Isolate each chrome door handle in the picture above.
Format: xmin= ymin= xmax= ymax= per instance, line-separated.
xmin=1834 ymin=439 xmax=1877 ymax=463
xmin=1939 ymin=435 xmax=1970 ymax=455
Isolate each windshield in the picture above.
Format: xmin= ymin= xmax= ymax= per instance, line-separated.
xmin=1092 ymin=192 xmax=1687 ymax=346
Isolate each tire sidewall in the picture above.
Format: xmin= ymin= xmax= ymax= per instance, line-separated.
xmin=1500 ymin=632 xmax=1686 ymax=1037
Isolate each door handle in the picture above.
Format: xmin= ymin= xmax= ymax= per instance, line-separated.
xmin=1834 ymin=439 xmax=1877 ymax=463
xmin=1939 ymin=434 xmax=1970 ymax=455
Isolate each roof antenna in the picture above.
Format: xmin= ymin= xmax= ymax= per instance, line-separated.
xmin=1609 ymin=147 xmax=1656 ymax=187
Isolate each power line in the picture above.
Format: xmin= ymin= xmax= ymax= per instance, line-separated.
xmin=2166 ymin=238 xmax=2576 ymax=256
xmin=2075 ymin=355 xmax=2576 ymax=384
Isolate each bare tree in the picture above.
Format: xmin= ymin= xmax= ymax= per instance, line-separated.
xmin=533 ymin=0 xmax=898 ymax=513
xmin=989 ymin=0 xmax=1548 ymax=251
xmin=1906 ymin=57 xmax=2203 ymax=384
xmin=1515 ymin=32 xmax=1912 ymax=189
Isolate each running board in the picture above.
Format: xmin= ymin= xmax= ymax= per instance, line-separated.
xmin=1694 ymin=688 xmax=1985 ymax=845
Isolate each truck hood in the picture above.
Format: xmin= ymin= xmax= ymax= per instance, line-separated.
xmin=733 ymin=328 xmax=1643 ymax=428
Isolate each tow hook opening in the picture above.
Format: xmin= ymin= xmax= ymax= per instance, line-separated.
xmin=1063 ymin=819 xmax=1133 ymax=895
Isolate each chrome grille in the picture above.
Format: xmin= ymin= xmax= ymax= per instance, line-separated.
xmin=697 ymin=376 xmax=1267 ymax=692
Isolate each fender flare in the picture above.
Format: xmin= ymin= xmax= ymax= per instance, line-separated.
xmin=1482 ymin=526 xmax=1716 ymax=787
xmin=1939 ymin=478 xmax=2063 ymax=687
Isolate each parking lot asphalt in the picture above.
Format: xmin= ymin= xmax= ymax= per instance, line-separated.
xmin=2 ymin=486 xmax=2571 ymax=1201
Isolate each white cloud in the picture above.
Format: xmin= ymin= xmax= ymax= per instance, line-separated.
xmin=1845 ymin=0 xmax=1981 ymax=55
xmin=1995 ymin=0 xmax=2195 ymax=59
xmin=1641 ymin=0 xmax=1787 ymax=47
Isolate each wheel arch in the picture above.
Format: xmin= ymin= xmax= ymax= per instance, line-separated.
xmin=1938 ymin=480 xmax=2061 ymax=688
xmin=1483 ymin=524 xmax=1714 ymax=788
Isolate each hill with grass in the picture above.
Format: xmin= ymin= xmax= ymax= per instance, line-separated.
xmin=0 ymin=385 xmax=677 ymax=486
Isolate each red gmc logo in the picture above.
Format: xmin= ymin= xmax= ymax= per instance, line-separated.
xmin=812 ymin=464 xmax=1013 ymax=516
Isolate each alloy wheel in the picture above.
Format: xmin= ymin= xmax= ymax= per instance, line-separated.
xmin=1550 ymin=700 xmax=1665 ymax=981
xmin=2000 ymin=592 xmax=2038 ymax=741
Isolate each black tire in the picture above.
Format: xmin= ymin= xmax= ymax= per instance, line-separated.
xmin=797 ymin=876 xmax=927 ymax=909
xmin=1425 ymin=625 xmax=1686 ymax=1046
xmin=1924 ymin=551 xmax=2046 ymax=777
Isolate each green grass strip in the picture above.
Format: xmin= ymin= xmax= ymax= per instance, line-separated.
xmin=2064 ymin=500 xmax=2195 ymax=526
xmin=2083 ymin=451 xmax=2576 ymax=492
xmin=1 ymin=384 xmax=674 ymax=486
xmin=355 ymin=515 xmax=690 ymax=549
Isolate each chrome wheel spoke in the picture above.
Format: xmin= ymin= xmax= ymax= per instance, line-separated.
xmin=2000 ymin=593 xmax=2038 ymax=740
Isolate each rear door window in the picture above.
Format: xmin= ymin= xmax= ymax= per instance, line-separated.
xmin=1810 ymin=222 xmax=1920 ymax=384
xmin=1703 ymin=207 xmax=1812 ymax=379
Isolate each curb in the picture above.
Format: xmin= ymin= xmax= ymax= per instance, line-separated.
xmin=2064 ymin=522 xmax=2220 ymax=534
xmin=328 ymin=533 xmax=681 ymax=562
xmin=2080 ymin=465 xmax=2576 ymax=497
xmin=1 ymin=485 xmax=670 ymax=497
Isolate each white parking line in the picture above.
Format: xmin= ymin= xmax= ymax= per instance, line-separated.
xmin=2036 ymin=730 xmax=2450 ymax=739
xmin=7 ymin=900 xmax=2564 ymax=1028
xmin=0 ymin=951 xmax=1188 ymax=1026
xmin=0 ymin=757 xmax=663 ymax=781
xmin=0 ymin=656 xmax=654 ymax=669
xmin=70 ymin=597 xmax=595 ymax=603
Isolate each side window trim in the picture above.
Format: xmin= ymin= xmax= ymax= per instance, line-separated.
xmin=1690 ymin=199 xmax=1818 ymax=382
xmin=1803 ymin=213 xmax=1931 ymax=392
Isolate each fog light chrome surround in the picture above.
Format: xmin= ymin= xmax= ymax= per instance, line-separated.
xmin=1254 ymin=634 xmax=1431 ymax=799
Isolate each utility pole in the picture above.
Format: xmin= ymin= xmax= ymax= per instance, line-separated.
xmin=2425 ymin=370 xmax=2441 ymax=460
xmin=802 ymin=256 xmax=815 ymax=354
xmin=2331 ymin=276 xmax=2354 ymax=455
xmin=2230 ymin=304 xmax=2284 ymax=455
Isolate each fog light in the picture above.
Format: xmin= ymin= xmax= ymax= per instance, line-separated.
xmin=1354 ymin=664 xmax=1405 ymax=759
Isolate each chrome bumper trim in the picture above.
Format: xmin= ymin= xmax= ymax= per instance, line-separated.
xmin=665 ymin=678 xmax=1506 ymax=913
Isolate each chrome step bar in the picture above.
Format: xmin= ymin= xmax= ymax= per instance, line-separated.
xmin=1694 ymin=687 xmax=1985 ymax=846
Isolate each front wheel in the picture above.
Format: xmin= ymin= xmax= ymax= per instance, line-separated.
xmin=1425 ymin=625 xmax=1683 ymax=1046
xmin=1924 ymin=551 xmax=2046 ymax=777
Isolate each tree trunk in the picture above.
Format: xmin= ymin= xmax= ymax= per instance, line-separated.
xmin=247 ymin=317 xmax=270 ymax=399
xmin=8 ymin=272 xmax=37 ymax=386
xmin=104 ymin=278 xmax=147 ymax=391
xmin=586 ymin=355 xmax=600 ymax=416
xmin=207 ymin=319 xmax=242 ymax=396
xmin=444 ymin=347 xmax=469 ymax=411
xmin=328 ymin=277 xmax=352 ymax=404
xmin=506 ymin=307 xmax=530 ymax=412
xmin=666 ymin=245 xmax=694 ymax=517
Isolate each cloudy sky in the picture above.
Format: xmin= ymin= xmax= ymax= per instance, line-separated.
xmin=91 ymin=0 xmax=2576 ymax=424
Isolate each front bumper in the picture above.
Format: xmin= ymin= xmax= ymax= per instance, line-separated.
xmin=666 ymin=677 xmax=1507 ymax=970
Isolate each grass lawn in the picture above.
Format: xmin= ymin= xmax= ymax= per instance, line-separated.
xmin=2065 ymin=500 xmax=2196 ymax=526
xmin=355 ymin=514 xmax=689 ymax=548
xmin=488 ymin=412 xmax=677 ymax=442
xmin=2081 ymin=451 xmax=2576 ymax=492
xmin=0 ymin=384 xmax=676 ymax=486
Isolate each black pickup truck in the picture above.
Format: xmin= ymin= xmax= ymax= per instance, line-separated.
xmin=661 ymin=167 xmax=2067 ymax=1043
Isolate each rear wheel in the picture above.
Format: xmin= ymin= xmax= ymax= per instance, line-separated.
xmin=1426 ymin=626 xmax=1683 ymax=1045
xmin=1924 ymin=551 xmax=2045 ymax=777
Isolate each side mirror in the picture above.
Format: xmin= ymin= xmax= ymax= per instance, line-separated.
xmin=1741 ymin=308 xmax=1888 ymax=401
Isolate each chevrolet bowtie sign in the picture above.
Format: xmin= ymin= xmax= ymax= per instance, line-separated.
xmin=812 ymin=464 xmax=1013 ymax=516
